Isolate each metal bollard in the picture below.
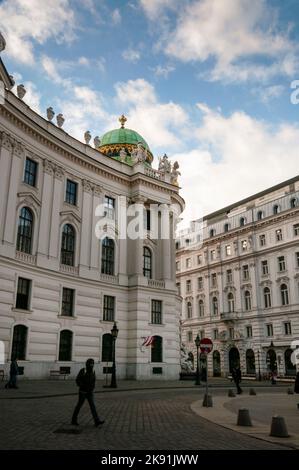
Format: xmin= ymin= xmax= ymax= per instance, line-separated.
xmin=202 ymin=394 xmax=213 ymax=407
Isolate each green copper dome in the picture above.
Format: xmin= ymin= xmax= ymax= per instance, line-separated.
xmin=97 ymin=115 xmax=153 ymax=165
xmin=100 ymin=128 xmax=151 ymax=152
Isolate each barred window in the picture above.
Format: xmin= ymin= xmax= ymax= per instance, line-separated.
xmin=65 ymin=179 xmax=77 ymax=205
xmin=17 ymin=207 xmax=33 ymax=254
xmin=151 ymin=300 xmax=162 ymax=324
xmin=62 ymin=288 xmax=74 ymax=317
xmin=104 ymin=196 xmax=115 ymax=219
xmin=101 ymin=237 xmax=115 ymax=275
xmin=58 ymin=330 xmax=73 ymax=361
xmin=16 ymin=277 xmax=31 ymax=310
xmin=61 ymin=224 xmax=75 ymax=266
xmin=143 ymin=247 xmax=152 ymax=279
xmin=24 ymin=157 xmax=38 ymax=187
xmin=103 ymin=295 xmax=115 ymax=322
xmin=11 ymin=325 xmax=28 ymax=360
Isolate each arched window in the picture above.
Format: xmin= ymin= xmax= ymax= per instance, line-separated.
xmin=212 ymin=296 xmax=218 ymax=316
xmin=273 ymin=205 xmax=279 ymax=215
xmin=151 ymin=336 xmax=162 ymax=363
xmin=61 ymin=224 xmax=75 ymax=266
xmin=16 ymin=207 xmax=33 ymax=254
xmin=58 ymin=330 xmax=73 ymax=361
xmin=290 ymin=198 xmax=297 ymax=208
xmin=240 ymin=217 xmax=245 ymax=227
xmin=209 ymin=228 xmax=215 ymax=237
xmin=11 ymin=325 xmax=28 ymax=360
xmin=244 ymin=290 xmax=252 ymax=311
xmin=187 ymin=301 xmax=192 ymax=319
xmin=280 ymin=284 xmax=289 ymax=306
xmin=101 ymin=237 xmax=115 ymax=275
xmin=228 ymin=293 xmax=234 ymax=313
xmin=224 ymin=223 xmax=229 ymax=233
xmin=257 ymin=211 xmax=263 ymax=220
xmin=264 ymin=287 xmax=271 ymax=308
xmin=143 ymin=247 xmax=152 ymax=279
xmin=101 ymin=333 xmax=113 ymax=362
xmin=198 ymin=299 xmax=204 ymax=317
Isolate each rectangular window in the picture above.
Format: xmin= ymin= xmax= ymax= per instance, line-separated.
xmin=278 ymin=256 xmax=286 ymax=272
xmin=266 ymin=324 xmax=273 ymax=337
xmin=276 ymin=229 xmax=283 ymax=241
xmin=186 ymin=280 xmax=191 ymax=293
xmin=143 ymin=209 xmax=151 ymax=231
xmin=226 ymin=269 xmax=232 ymax=283
xmin=259 ymin=234 xmax=266 ymax=246
xmin=246 ymin=326 xmax=252 ymax=338
xmin=211 ymin=273 xmax=217 ymax=287
xmin=16 ymin=278 xmax=31 ymax=310
xmin=176 ymin=283 xmax=181 ymax=296
xmin=61 ymin=288 xmax=74 ymax=317
xmin=197 ymin=254 xmax=202 ymax=265
xmin=213 ymin=329 xmax=218 ymax=340
xmin=229 ymin=328 xmax=234 ymax=339
xmin=294 ymin=224 xmax=299 ymax=236
xmin=241 ymin=240 xmax=248 ymax=251
xmin=225 ymin=245 xmax=231 ymax=256
xmin=104 ymin=196 xmax=115 ymax=219
xmin=176 ymin=261 xmax=180 ymax=271
xmin=151 ymin=300 xmax=162 ymax=324
xmin=242 ymin=265 xmax=249 ymax=281
xmin=296 ymin=252 xmax=299 ymax=268
xmin=200 ymin=330 xmax=205 ymax=339
xmin=186 ymin=258 xmax=191 ymax=268
xmin=284 ymin=322 xmax=292 ymax=335
xmin=198 ymin=277 xmax=203 ymax=290
xmin=210 ymin=250 xmax=216 ymax=260
xmin=24 ymin=157 xmax=38 ymax=187
xmin=65 ymin=179 xmax=77 ymax=205
xmin=103 ymin=295 xmax=115 ymax=322
xmin=262 ymin=260 xmax=269 ymax=275
xmin=187 ymin=331 xmax=193 ymax=343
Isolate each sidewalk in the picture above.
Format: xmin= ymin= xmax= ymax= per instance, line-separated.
xmin=191 ymin=391 xmax=299 ymax=449
xmin=0 ymin=377 xmax=291 ymax=399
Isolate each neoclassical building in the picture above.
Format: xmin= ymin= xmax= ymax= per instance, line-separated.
xmin=177 ymin=177 xmax=299 ymax=378
xmin=0 ymin=42 xmax=184 ymax=380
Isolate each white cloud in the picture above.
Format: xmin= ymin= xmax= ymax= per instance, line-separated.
xmin=114 ymin=78 xmax=189 ymax=150
xmin=112 ymin=8 xmax=121 ymax=25
xmin=122 ymin=48 xmax=141 ymax=63
xmin=146 ymin=0 xmax=298 ymax=82
xmin=173 ymin=104 xmax=299 ymax=225
xmin=252 ymin=84 xmax=285 ymax=104
xmin=139 ymin=0 xmax=181 ymax=20
xmin=0 ymin=0 xmax=76 ymax=65
xmin=152 ymin=64 xmax=175 ymax=78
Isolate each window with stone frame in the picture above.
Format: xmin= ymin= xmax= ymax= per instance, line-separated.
xmin=261 ymin=260 xmax=269 ymax=275
xmin=103 ymin=295 xmax=115 ymax=322
xmin=278 ymin=256 xmax=286 ymax=272
xmin=151 ymin=300 xmax=162 ymax=324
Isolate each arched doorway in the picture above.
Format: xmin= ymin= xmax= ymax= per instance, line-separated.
xmin=246 ymin=349 xmax=256 ymax=374
xmin=266 ymin=349 xmax=277 ymax=372
xmin=284 ymin=349 xmax=296 ymax=376
xmin=229 ymin=347 xmax=240 ymax=372
xmin=213 ymin=350 xmax=221 ymax=377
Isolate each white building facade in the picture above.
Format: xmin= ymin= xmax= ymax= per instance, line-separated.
xmin=0 ymin=46 xmax=184 ymax=380
xmin=177 ymin=177 xmax=299 ymax=378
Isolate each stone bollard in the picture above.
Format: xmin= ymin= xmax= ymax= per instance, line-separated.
xmin=249 ymin=388 xmax=256 ymax=396
xmin=237 ymin=408 xmax=252 ymax=426
xmin=202 ymin=394 xmax=213 ymax=407
xmin=287 ymin=388 xmax=294 ymax=395
xmin=228 ymin=389 xmax=236 ymax=397
xmin=270 ymin=416 xmax=289 ymax=438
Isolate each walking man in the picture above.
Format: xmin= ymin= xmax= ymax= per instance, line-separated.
xmin=232 ymin=366 xmax=242 ymax=394
xmin=71 ymin=358 xmax=104 ymax=427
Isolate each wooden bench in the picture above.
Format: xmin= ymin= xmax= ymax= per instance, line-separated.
xmin=49 ymin=369 xmax=70 ymax=380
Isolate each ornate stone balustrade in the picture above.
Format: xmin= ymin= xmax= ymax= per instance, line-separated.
xmin=148 ymin=279 xmax=165 ymax=289
xmin=60 ymin=264 xmax=79 ymax=276
xmin=15 ymin=251 xmax=36 ymax=265
xmin=99 ymin=273 xmax=119 ymax=284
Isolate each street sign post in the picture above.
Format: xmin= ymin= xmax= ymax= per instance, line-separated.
xmin=200 ymin=338 xmax=213 ymax=406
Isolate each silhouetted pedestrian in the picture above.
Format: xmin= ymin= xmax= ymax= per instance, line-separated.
xmin=232 ymin=366 xmax=242 ymax=394
xmin=71 ymin=358 xmax=104 ymax=427
xmin=5 ymin=357 xmax=19 ymax=389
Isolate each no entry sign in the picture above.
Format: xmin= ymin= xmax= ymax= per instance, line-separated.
xmin=200 ymin=338 xmax=213 ymax=354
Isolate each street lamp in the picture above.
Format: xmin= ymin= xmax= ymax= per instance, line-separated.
xmin=257 ymin=350 xmax=262 ymax=381
xmin=195 ymin=334 xmax=201 ymax=385
xmin=110 ymin=321 xmax=119 ymax=388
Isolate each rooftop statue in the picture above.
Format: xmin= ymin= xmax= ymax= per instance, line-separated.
xmin=17 ymin=84 xmax=26 ymax=99
xmin=84 ymin=130 xmax=91 ymax=145
xmin=119 ymin=147 xmax=127 ymax=162
xmin=132 ymin=142 xmax=146 ymax=165
xmin=56 ymin=113 xmax=65 ymax=128
xmin=46 ymin=107 xmax=55 ymax=122
xmin=94 ymin=136 xmax=101 ymax=148
xmin=171 ymin=161 xmax=181 ymax=186
xmin=158 ymin=154 xmax=171 ymax=174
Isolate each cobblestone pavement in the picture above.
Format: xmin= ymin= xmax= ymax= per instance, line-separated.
xmin=0 ymin=388 xmax=292 ymax=450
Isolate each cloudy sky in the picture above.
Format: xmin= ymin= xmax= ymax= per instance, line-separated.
xmin=1 ymin=0 xmax=299 ymax=226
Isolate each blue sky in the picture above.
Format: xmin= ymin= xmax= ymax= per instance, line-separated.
xmin=1 ymin=0 xmax=299 ymax=225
